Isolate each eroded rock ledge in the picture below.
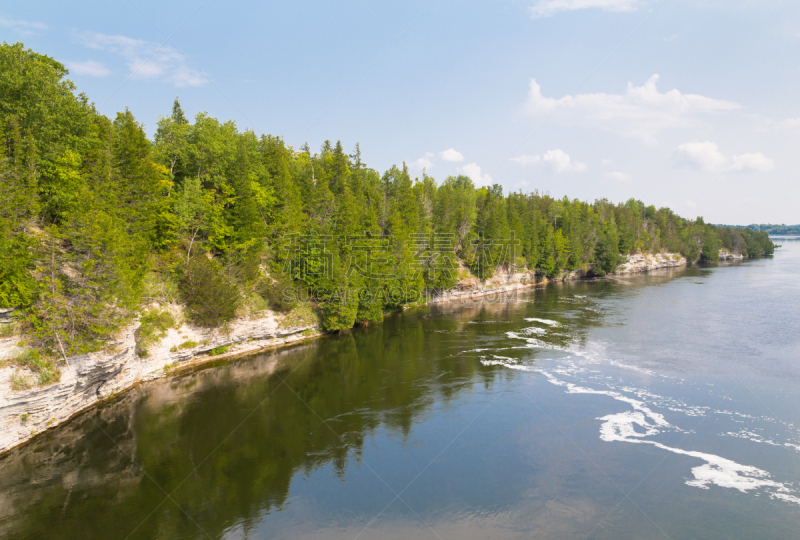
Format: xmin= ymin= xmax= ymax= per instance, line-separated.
xmin=0 ymin=314 xmax=319 ymax=454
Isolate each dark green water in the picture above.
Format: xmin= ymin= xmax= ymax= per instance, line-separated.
xmin=2 ymin=240 xmax=799 ymax=539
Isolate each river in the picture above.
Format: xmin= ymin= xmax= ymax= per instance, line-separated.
xmin=1 ymin=239 xmax=798 ymax=539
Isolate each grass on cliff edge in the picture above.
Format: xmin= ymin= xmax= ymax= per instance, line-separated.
xmin=7 ymin=348 xmax=60 ymax=386
xmin=0 ymin=322 xmax=18 ymax=338
xmin=278 ymin=303 xmax=319 ymax=331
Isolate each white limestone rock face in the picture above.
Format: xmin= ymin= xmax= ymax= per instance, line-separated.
xmin=0 ymin=312 xmax=318 ymax=454
xmin=718 ymin=250 xmax=745 ymax=261
xmin=613 ymin=252 xmax=687 ymax=274
xmin=430 ymin=269 xmax=539 ymax=305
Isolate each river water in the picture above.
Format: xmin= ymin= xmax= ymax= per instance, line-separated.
xmin=1 ymin=239 xmax=799 ymax=539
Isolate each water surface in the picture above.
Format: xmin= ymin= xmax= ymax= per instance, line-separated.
xmin=2 ymin=240 xmax=799 ymax=539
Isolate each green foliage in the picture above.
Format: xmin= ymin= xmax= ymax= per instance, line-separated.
xmin=594 ymin=218 xmax=620 ymax=276
xmin=180 ymin=257 xmax=241 ymax=327
xmin=716 ymin=225 xmax=775 ymax=257
xmin=210 ymin=345 xmax=230 ymax=356
xmin=321 ymin=288 xmax=358 ymax=332
xmin=0 ymin=42 xmax=96 ymax=182
xmin=0 ymin=117 xmax=40 ymax=308
xmin=142 ymin=269 xmax=181 ymax=304
xmin=278 ymin=303 xmax=319 ymax=330
xmin=25 ymin=222 xmax=139 ymax=356
xmin=0 ymin=229 xmax=37 ymax=308
xmin=701 ymin=235 xmax=720 ymax=262
xmin=135 ymin=309 xmax=177 ymax=357
xmin=0 ymin=41 xmax=777 ymax=353
xmin=256 ymin=273 xmax=297 ymax=313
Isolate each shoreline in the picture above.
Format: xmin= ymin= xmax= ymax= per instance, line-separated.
xmin=0 ymin=251 xmax=691 ymax=455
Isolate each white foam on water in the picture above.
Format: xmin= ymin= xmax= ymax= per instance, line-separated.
xmin=772 ymin=492 xmax=800 ymax=505
xmin=484 ymin=354 xmax=800 ymax=506
xmin=539 ymin=369 xmax=673 ymax=433
xmin=723 ymin=430 xmax=800 ymax=454
xmin=725 ymin=430 xmax=783 ymax=447
xmin=482 ymin=313 xmax=800 ymax=505
xmin=518 ymin=326 xmax=547 ymax=336
xmin=712 ymin=410 xmax=762 ymax=421
xmin=506 ymin=332 xmax=551 ymax=349
xmin=524 ymin=317 xmax=562 ymax=327
xmin=479 ymin=356 xmax=535 ymax=371
xmin=620 ymin=387 xmax=709 ymax=417
xmin=546 ymin=339 xmax=659 ymax=378
xmin=603 ymin=359 xmax=657 ymax=376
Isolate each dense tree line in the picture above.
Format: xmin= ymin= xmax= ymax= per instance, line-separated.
xmin=0 ymin=43 xmax=774 ymax=366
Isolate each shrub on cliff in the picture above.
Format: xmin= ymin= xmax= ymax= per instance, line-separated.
xmin=179 ymin=257 xmax=240 ymax=327
xmin=134 ymin=308 xmax=177 ymax=357
xmin=256 ymin=272 xmax=297 ymax=313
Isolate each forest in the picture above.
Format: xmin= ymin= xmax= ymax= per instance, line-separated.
xmin=0 ymin=43 xmax=775 ymax=378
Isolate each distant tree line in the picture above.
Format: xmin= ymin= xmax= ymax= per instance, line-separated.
xmin=733 ymin=224 xmax=800 ymax=236
xmin=0 ymin=42 xmax=775 ymax=366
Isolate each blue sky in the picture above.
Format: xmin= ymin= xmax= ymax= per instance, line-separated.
xmin=3 ymin=0 xmax=799 ymax=224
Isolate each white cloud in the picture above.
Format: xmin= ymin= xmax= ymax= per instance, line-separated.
xmin=440 ymin=148 xmax=464 ymax=162
xmin=75 ymin=31 xmax=207 ymax=87
xmin=529 ymin=0 xmax=640 ymax=19
xmin=510 ymin=154 xmax=541 ymax=166
xmin=523 ymin=74 xmax=741 ymax=144
xmin=604 ymin=171 xmax=632 ymax=182
xmin=730 ymin=153 xmax=774 ymax=173
xmin=458 ymin=162 xmax=493 ymax=187
xmin=673 ymin=141 xmax=774 ymax=173
xmin=543 ymin=149 xmax=587 ymax=173
xmin=409 ymin=157 xmax=433 ymax=170
xmin=64 ymin=60 xmax=111 ymax=77
xmin=663 ymin=34 xmax=679 ymax=42
xmin=0 ymin=13 xmax=47 ymax=33
xmin=673 ymin=141 xmax=727 ymax=171
xmin=510 ymin=151 xmax=586 ymax=172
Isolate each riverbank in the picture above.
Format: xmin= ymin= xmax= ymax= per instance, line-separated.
xmin=0 ymin=250 xmax=691 ymax=454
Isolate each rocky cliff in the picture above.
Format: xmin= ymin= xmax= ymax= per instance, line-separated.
xmin=0 ymin=312 xmax=319 ymax=454
xmin=613 ymin=252 xmax=687 ymax=274
xmin=718 ymin=250 xmax=745 ymax=261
